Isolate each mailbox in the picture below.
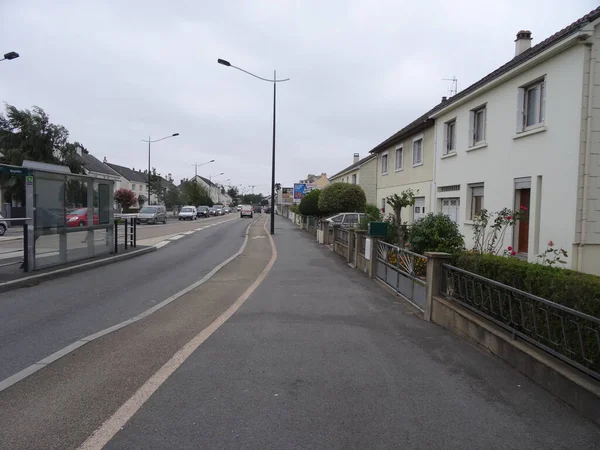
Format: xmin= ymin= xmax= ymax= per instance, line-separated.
xmin=367 ymin=221 xmax=388 ymax=238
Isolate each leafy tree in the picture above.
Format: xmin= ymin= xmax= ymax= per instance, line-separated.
xmin=408 ymin=213 xmax=465 ymax=255
xmin=260 ymin=199 xmax=269 ymax=206
xmin=385 ymin=189 xmax=418 ymax=245
xmin=164 ymin=187 xmax=182 ymax=209
xmin=358 ymin=203 xmax=383 ymax=229
xmin=241 ymin=193 xmax=264 ymax=205
xmin=147 ymin=168 xmax=165 ymax=205
xmin=227 ymin=186 xmax=239 ymax=205
xmin=181 ymin=180 xmax=212 ymax=206
xmin=318 ymin=183 xmax=366 ymax=215
xmin=298 ymin=189 xmax=322 ymax=216
xmin=0 ymin=104 xmax=86 ymax=203
xmin=114 ymin=188 xmax=137 ymax=211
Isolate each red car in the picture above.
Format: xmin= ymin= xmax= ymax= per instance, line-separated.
xmin=66 ymin=208 xmax=99 ymax=227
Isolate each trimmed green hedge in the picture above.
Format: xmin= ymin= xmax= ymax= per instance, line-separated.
xmin=455 ymin=253 xmax=600 ymax=317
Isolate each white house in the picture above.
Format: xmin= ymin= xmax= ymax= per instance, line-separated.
xmin=328 ymin=153 xmax=377 ymax=205
xmin=189 ymin=175 xmax=233 ymax=205
xmin=431 ymin=6 xmax=600 ymax=275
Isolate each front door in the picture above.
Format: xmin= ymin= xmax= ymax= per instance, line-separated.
xmin=517 ymin=189 xmax=530 ymax=253
xmin=414 ymin=197 xmax=425 ymax=222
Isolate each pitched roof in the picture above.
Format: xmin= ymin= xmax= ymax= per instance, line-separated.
xmin=76 ymin=153 xmax=120 ymax=177
xmin=369 ymin=6 xmax=600 ymax=155
xmin=330 ymin=154 xmax=376 ymax=179
xmin=433 ymin=6 xmax=600 ymax=114
xmin=105 ymin=162 xmax=148 ymax=183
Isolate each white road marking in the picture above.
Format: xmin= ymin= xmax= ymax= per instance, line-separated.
xmin=169 ymin=235 xmax=184 ymax=241
xmin=182 ymin=231 xmax=195 ymax=235
xmin=153 ymin=241 xmax=170 ymax=249
xmin=78 ymin=218 xmax=275 ymax=450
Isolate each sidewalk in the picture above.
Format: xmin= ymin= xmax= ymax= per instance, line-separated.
xmin=103 ymin=217 xmax=599 ymax=450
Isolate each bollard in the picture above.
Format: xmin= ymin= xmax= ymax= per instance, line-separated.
xmin=124 ymin=219 xmax=128 ymax=250
xmin=133 ymin=219 xmax=137 ymax=248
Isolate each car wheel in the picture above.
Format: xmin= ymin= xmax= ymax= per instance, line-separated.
xmin=179 ymin=218 xmax=182 ymax=221
xmin=0 ymin=224 xmax=6 ymax=236
xmin=163 ymin=218 xmax=167 ymax=224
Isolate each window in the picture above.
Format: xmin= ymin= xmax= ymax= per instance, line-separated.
xmin=381 ymin=197 xmax=386 ymax=213
xmin=351 ymin=174 xmax=357 ymax=184
xmin=395 ymin=146 xmax=403 ymax=171
xmin=414 ymin=197 xmax=425 ymax=221
xmin=518 ymin=78 xmax=545 ymax=131
xmin=412 ymin=138 xmax=423 ymax=166
xmin=343 ymin=214 xmax=358 ymax=224
xmin=469 ymin=184 xmax=484 ymax=219
xmin=132 ymin=184 xmax=136 ymax=191
xmin=381 ymin=153 xmax=388 ymax=174
xmin=470 ymin=106 xmax=486 ymax=146
xmin=444 ymin=119 xmax=456 ymax=155
xmin=441 ymin=198 xmax=460 ymax=223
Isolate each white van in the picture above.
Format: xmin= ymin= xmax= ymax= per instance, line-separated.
xmin=178 ymin=206 xmax=197 ymax=220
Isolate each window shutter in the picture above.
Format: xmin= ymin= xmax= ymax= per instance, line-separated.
xmin=516 ymin=88 xmax=525 ymax=132
xmin=468 ymin=112 xmax=474 ymax=146
xmin=443 ymin=125 xmax=448 ymax=154
xmin=540 ymin=80 xmax=546 ymax=123
xmin=483 ymin=108 xmax=487 ymax=141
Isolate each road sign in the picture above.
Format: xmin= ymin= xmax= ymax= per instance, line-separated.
xmin=0 ymin=165 xmax=30 ymax=176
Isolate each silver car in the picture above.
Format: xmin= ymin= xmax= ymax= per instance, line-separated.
xmin=0 ymin=214 xmax=7 ymax=236
xmin=324 ymin=212 xmax=365 ymax=228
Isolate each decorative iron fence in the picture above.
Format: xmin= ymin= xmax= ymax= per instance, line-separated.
xmin=376 ymin=241 xmax=428 ymax=310
xmin=442 ymin=264 xmax=600 ymax=381
xmin=333 ymin=227 xmax=349 ymax=258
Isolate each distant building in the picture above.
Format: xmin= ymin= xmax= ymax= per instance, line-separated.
xmin=329 ymin=153 xmax=377 ymax=205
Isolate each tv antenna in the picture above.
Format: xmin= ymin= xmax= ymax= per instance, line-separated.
xmin=442 ymin=76 xmax=458 ymax=96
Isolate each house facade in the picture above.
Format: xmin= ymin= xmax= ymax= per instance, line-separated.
xmin=329 ymin=153 xmax=377 ymax=205
xmin=431 ymin=7 xmax=600 ymax=274
xmin=370 ymin=111 xmax=438 ymax=223
xmin=105 ymin=162 xmax=150 ymax=207
xmin=189 ymin=175 xmax=232 ymax=205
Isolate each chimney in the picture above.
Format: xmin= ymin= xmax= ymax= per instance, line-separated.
xmin=353 ymin=153 xmax=359 ymax=164
xmin=103 ymin=156 xmax=107 ymax=163
xmin=515 ymin=30 xmax=532 ymax=56
xmin=441 ymin=96 xmax=447 ymax=102
xmin=75 ymin=145 xmax=83 ymax=156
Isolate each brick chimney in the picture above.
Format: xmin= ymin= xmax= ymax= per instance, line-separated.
xmin=103 ymin=156 xmax=107 ymax=163
xmin=353 ymin=153 xmax=359 ymax=164
xmin=515 ymin=30 xmax=532 ymax=56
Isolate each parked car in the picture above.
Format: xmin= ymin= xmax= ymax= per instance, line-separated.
xmin=137 ymin=205 xmax=167 ymax=225
xmin=253 ymin=205 xmax=263 ymax=214
xmin=240 ymin=204 xmax=253 ymax=218
xmin=197 ymin=206 xmax=210 ymax=218
xmin=0 ymin=214 xmax=7 ymax=236
xmin=178 ymin=206 xmax=197 ymax=220
xmin=66 ymin=208 xmax=99 ymax=227
xmin=236 ymin=206 xmax=242 ymax=211
xmin=214 ymin=205 xmax=224 ymax=216
xmin=223 ymin=207 xmax=231 ymax=214
xmin=324 ymin=212 xmax=365 ymax=228
xmin=208 ymin=207 xmax=217 ymax=216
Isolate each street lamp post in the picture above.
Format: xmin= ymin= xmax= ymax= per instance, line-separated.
xmin=218 ymin=58 xmax=289 ymax=235
xmin=0 ymin=51 xmax=19 ymax=62
xmin=192 ymin=159 xmax=215 ymax=178
xmin=141 ymin=133 xmax=179 ymax=205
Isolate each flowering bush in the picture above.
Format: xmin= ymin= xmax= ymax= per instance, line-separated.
xmin=502 ymin=246 xmax=517 ymax=257
xmin=472 ymin=208 xmax=524 ymax=255
xmin=537 ymin=240 xmax=568 ymax=267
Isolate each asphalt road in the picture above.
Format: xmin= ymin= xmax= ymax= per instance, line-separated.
xmin=104 ymin=218 xmax=600 ymax=450
xmin=0 ymin=214 xmax=249 ymax=382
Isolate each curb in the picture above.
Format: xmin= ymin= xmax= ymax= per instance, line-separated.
xmin=0 ymin=246 xmax=156 ymax=294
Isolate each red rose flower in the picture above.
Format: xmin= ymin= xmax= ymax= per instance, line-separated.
xmin=506 ymin=216 xmax=512 ymax=221
xmin=511 ymin=251 xmax=516 ymax=256
xmin=548 ymin=240 xmax=554 ymax=247
xmin=507 ymin=246 xmax=513 ymax=251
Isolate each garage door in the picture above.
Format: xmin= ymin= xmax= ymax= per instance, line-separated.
xmin=441 ymin=198 xmax=460 ymax=223
xmin=414 ymin=197 xmax=426 ymax=222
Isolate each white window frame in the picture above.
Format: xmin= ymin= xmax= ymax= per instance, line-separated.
xmin=444 ymin=119 xmax=456 ymax=155
xmin=468 ymin=183 xmax=484 ymax=220
xmin=351 ymin=174 xmax=357 ymax=185
xmin=517 ymin=77 xmax=546 ymax=132
xmin=381 ymin=152 xmax=388 ymax=175
xmin=395 ymin=146 xmax=403 ymax=171
xmin=412 ymin=135 xmax=423 ymax=167
xmin=469 ymin=105 xmax=487 ymax=146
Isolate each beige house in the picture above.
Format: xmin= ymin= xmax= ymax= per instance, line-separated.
xmin=301 ymin=173 xmax=329 ymax=190
xmin=369 ymin=105 xmax=441 ymax=223
xmin=329 ymin=153 xmax=377 ymax=205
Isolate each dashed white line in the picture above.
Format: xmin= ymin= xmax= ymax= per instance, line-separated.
xmin=169 ymin=235 xmax=184 ymax=241
xmin=154 ymin=241 xmax=170 ymax=249
xmin=182 ymin=231 xmax=195 ymax=235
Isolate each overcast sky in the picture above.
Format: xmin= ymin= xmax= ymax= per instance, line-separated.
xmin=0 ymin=0 xmax=596 ymax=194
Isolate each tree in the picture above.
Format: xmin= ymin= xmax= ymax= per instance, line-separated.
xmin=241 ymin=193 xmax=263 ymax=205
xmin=298 ymin=189 xmax=322 ymax=216
xmin=318 ymin=183 xmax=366 ymax=215
xmin=164 ymin=187 xmax=182 ymax=209
xmin=408 ymin=213 xmax=465 ymax=255
xmin=385 ymin=189 xmax=417 ymax=245
xmin=181 ymin=180 xmax=212 ymax=206
xmin=227 ymin=186 xmax=239 ymax=205
xmin=114 ymin=188 xmax=137 ymax=211
xmin=137 ymin=194 xmax=147 ymax=208
xmin=0 ymin=104 xmax=86 ymax=203
xmin=147 ymin=168 xmax=165 ymax=205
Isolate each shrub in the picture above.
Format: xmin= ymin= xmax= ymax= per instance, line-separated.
xmin=455 ymin=253 xmax=600 ymax=317
xmin=114 ymin=188 xmax=136 ymax=211
xmin=358 ymin=203 xmax=383 ymax=230
xmin=408 ymin=213 xmax=465 ymax=255
xmin=298 ymin=189 xmax=322 ymax=216
xmin=318 ymin=183 xmax=366 ymax=215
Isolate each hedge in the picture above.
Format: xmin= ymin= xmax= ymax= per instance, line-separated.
xmin=455 ymin=253 xmax=600 ymax=317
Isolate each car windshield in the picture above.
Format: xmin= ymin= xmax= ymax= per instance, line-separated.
xmin=181 ymin=207 xmax=193 ymax=212
xmin=140 ymin=207 xmax=157 ymax=213
xmin=69 ymin=208 xmax=87 ymax=216
xmin=198 ymin=206 xmax=209 ymax=211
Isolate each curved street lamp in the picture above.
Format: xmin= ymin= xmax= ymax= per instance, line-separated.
xmin=141 ymin=133 xmax=179 ymax=204
xmin=0 ymin=51 xmax=19 ymax=62
xmin=218 ymin=58 xmax=290 ymax=235
xmin=191 ymin=159 xmax=215 ymax=178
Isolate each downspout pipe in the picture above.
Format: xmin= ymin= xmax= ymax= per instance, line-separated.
xmin=578 ymin=41 xmax=595 ymax=271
